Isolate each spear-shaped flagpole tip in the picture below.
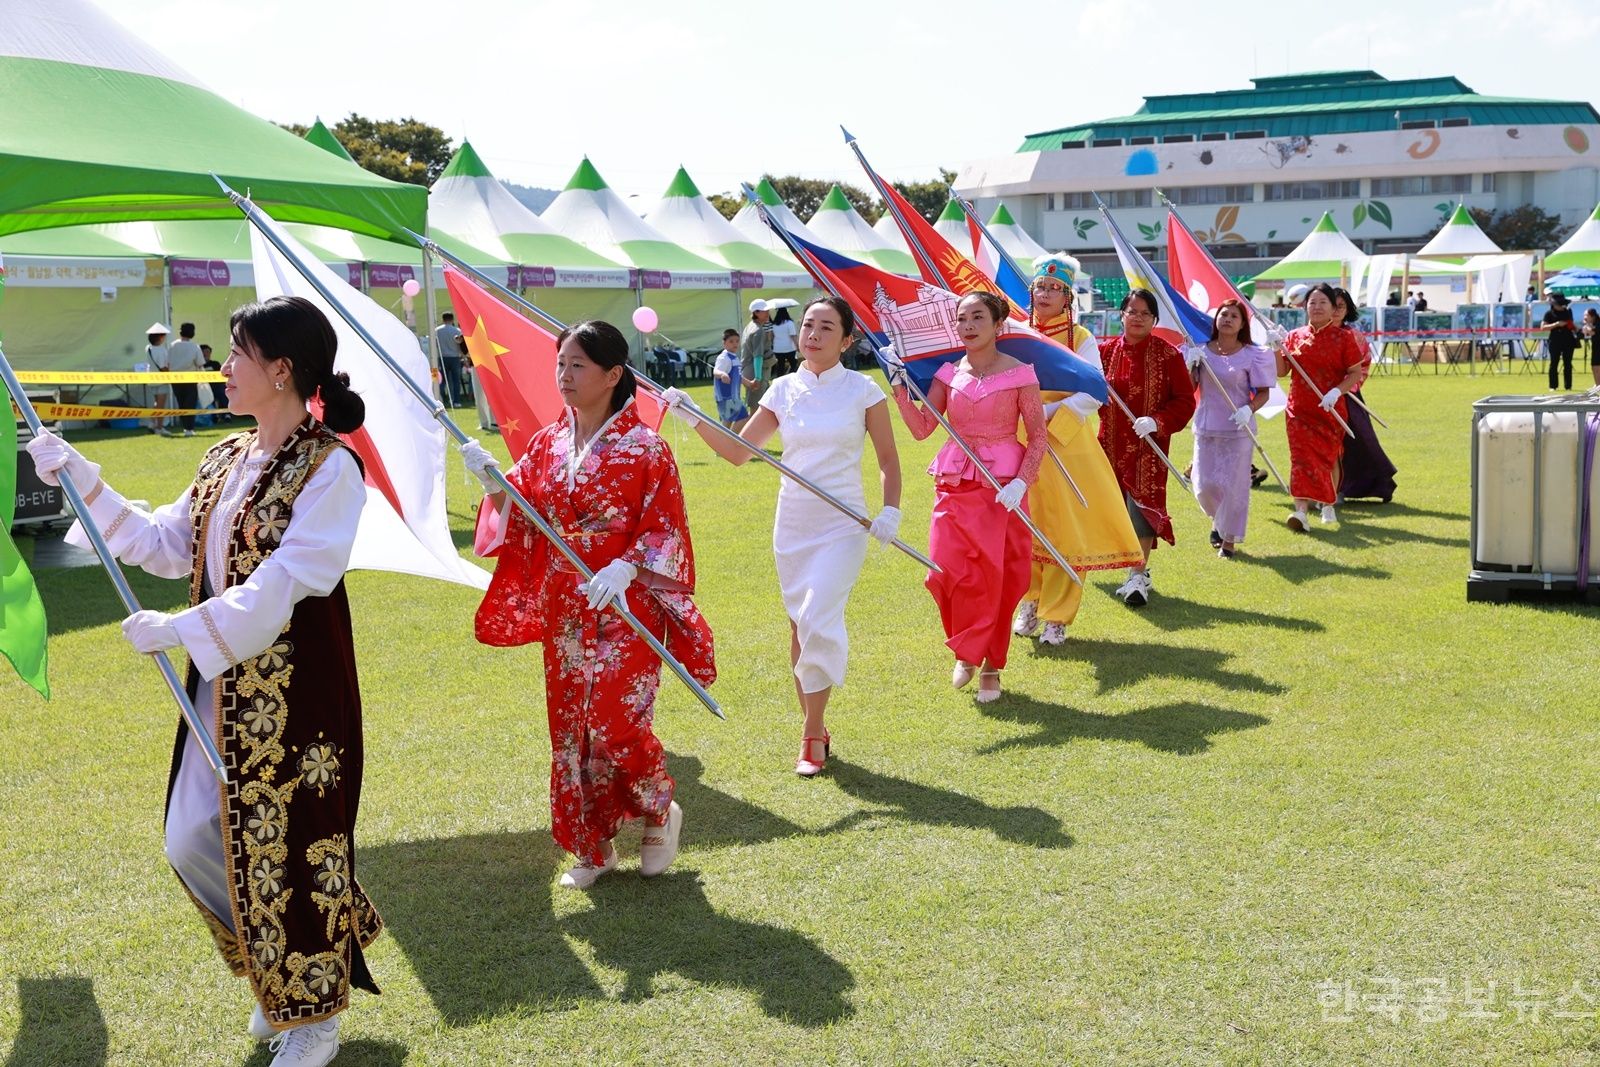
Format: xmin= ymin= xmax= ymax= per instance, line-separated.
xmin=840 ymin=125 xmax=856 ymax=143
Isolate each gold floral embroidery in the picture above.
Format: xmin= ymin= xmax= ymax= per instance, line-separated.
xmin=306 ymin=834 xmax=353 ymax=942
xmin=298 ymin=738 xmax=341 ymax=796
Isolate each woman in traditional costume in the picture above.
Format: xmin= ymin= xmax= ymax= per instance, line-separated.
xmin=1097 ymin=289 xmax=1197 ymax=607
xmin=662 ymin=296 xmax=900 ymax=776
xmin=1278 ymin=283 xmax=1369 ymax=530
xmin=30 ymin=296 xmax=380 ymax=1067
xmin=1185 ymin=299 xmax=1275 ymax=558
xmin=1011 ymin=255 xmax=1142 ymax=645
xmin=1328 ymin=287 xmax=1397 ymax=504
xmin=891 ymin=290 xmax=1046 ymax=703
xmin=460 ymin=320 xmax=714 ymax=890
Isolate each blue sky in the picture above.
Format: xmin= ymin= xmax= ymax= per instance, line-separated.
xmin=98 ymin=0 xmax=1600 ymax=199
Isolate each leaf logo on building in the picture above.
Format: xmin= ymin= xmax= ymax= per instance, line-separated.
xmin=1193 ymin=205 xmax=1246 ymax=244
xmin=1072 ymin=217 xmax=1099 ymax=241
xmin=1136 ymin=220 xmax=1163 ymax=242
xmin=1352 ymin=200 xmax=1393 ymax=230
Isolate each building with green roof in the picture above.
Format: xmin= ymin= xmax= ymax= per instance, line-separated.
xmin=956 ymin=70 xmax=1600 ymax=264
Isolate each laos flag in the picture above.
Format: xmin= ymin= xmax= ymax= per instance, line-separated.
xmin=784 ymin=228 xmax=1105 ymax=401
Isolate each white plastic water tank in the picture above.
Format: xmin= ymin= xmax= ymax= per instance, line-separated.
xmin=1474 ymin=404 xmax=1600 ymax=578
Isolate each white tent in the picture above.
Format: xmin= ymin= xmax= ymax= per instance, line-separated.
xmin=872 ymin=213 xmax=911 ymax=255
xmin=807 ymin=185 xmax=917 ymax=276
xmin=933 ymin=201 xmax=968 ymax=248
xmin=1545 ymin=202 xmax=1600 ymax=272
xmin=731 ymin=177 xmax=824 ymax=255
xmin=987 ymin=202 xmax=1051 ymax=262
xmin=641 ymin=165 xmax=809 ymax=283
xmin=1414 ymin=204 xmax=1534 ymax=303
xmin=1418 ymin=203 xmax=1501 ymax=258
xmin=1252 ymin=211 xmax=1367 ymax=282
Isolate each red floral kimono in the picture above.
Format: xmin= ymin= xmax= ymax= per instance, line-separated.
xmin=473 ymin=401 xmax=715 ymax=865
xmin=1282 ymin=323 xmax=1367 ymax=504
xmin=1097 ymin=333 xmax=1197 ymax=544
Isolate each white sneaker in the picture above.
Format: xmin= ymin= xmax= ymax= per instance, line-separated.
xmin=268 ymin=1017 xmax=339 ymax=1067
xmin=1320 ymin=505 xmax=1338 ymax=524
xmin=559 ymin=844 xmax=617 ymax=889
xmin=1120 ymin=571 xmax=1151 ymax=608
xmin=639 ymin=801 xmax=683 ymax=877
xmin=1012 ymin=600 xmax=1041 ymax=637
xmin=182 ymin=429 xmax=196 ymax=437
xmin=1040 ymin=622 xmax=1068 ymax=645
xmin=1286 ymin=510 xmax=1310 ymax=532
xmin=249 ymin=1003 xmax=276 ymax=1041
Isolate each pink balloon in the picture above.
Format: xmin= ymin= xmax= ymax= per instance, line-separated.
xmin=401 ymin=279 xmax=421 ymax=297
xmin=632 ymin=306 xmax=659 ymax=333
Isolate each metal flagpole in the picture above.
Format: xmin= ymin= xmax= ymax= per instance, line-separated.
xmin=740 ymin=183 xmax=1083 ymax=585
xmin=404 ymin=231 xmax=939 ymax=574
xmin=215 ymin=178 xmax=723 ymax=721
xmin=1194 ymin=353 xmax=1289 ymax=493
xmin=0 ymin=347 xmax=228 ymax=784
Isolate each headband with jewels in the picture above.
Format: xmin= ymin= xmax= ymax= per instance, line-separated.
xmin=1031 ymin=253 xmax=1078 ymax=286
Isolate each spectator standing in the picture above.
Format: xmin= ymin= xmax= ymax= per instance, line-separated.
xmin=166 ymin=322 xmax=206 ymax=437
xmin=711 ymin=329 xmax=749 ymax=430
xmin=142 ymin=322 xmax=172 ymax=436
xmin=434 ymin=312 xmax=466 ymax=407
xmin=770 ymin=305 xmax=799 ymax=377
xmin=741 ymin=299 xmax=774 ymax=410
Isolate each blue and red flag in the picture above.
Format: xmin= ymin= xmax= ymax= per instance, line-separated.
xmin=1097 ymin=197 xmax=1214 ymax=348
xmin=956 ymin=198 xmax=1034 ymax=312
xmin=783 ymin=227 xmax=1106 ymax=400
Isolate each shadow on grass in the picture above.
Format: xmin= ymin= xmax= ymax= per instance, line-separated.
xmin=1325 ymin=515 xmax=1467 ymax=551
xmin=5 ymin=976 xmax=106 ymax=1067
xmin=976 ymin=698 xmax=1269 ymax=756
xmin=361 ymin=830 xmax=604 ymax=1025
xmin=820 ymin=759 xmax=1073 ymax=849
xmin=242 ymin=1039 xmax=408 ymax=1066
xmin=1045 ymin=637 xmax=1285 ymax=697
xmin=1229 ymin=553 xmax=1392 ymax=585
xmin=1092 ymin=589 xmax=1325 ymax=634
xmin=666 ymin=753 xmax=808 ymax=850
xmin=1339 ymin=500 xmax=1467 ymax=523
xmin=563 ymin=871 xmax=853 ymax=1027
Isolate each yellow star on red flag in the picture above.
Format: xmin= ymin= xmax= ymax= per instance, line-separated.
xmin=464 ymin=315 xmax=511 ymax=379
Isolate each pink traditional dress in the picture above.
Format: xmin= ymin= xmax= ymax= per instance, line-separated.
xmin=894 ymin=361 xmax=1047 ymax=669
xmin=1282 ymin=322 xmax=1367 ymax=505
xmin=473 ymin=401 xmax=715 ymax=866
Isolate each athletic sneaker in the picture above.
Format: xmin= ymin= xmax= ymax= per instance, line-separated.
xmin=268 ymin=1017 xmax=339 ymax=1066
xmin=182 ymin=429 xmax=196 ymax=438
xmin=1117 ymin=571 xmax=1151 ymax=608
xmin=1286 ymin=510 xmax=1310 ymax=532
xmin=1320 ymin=505 xmax=1338 ymax=525
xmin=1012 ymin=600 xmax=1041 ymax=637
xmin=1208 ymin=528 xmax=1222 ymax=548
xmin=1040 ymin=622 xmax=1068 ymax=645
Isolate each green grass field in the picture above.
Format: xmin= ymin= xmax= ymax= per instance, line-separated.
xmin=3 ymin=370 xmax=1598 ymax=1066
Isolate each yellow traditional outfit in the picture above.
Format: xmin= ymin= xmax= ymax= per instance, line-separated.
xmin=1018 ymin=262 xmax=1142 ymax=640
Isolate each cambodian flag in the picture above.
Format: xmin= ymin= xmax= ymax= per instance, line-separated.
xmin=1098 ymin=199 xmax=1213 ymax=348
xmin=784 ymin=229 xmax=1106 ymax=400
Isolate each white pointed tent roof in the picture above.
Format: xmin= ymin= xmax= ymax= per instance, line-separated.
xmin=641 ymin=166 xmax=808 ymax=281
xmin=427 ymin=142 xmax=623 ymax=272
xmin=1418 ymin=203 xmax=1501 ymax=258
xmin=540 ymin=158 xmax=727 ymax=279
xmin=933 ymin=200 xmax=968 ymax=247
xmin=872 ymin=213 xmax=911 ymax=255
xmin=731 ymin=177 xmax=825 ymax=254
xmin=807 ymin=185 xmax=917 ymax=275
xmin=1544 ymin=202 xmax=1600 ymax=271
xmin=987 ymin=203 xmax=1051 ymax=262
xmin=1253 ymin=212 xmax=1367 ymax=281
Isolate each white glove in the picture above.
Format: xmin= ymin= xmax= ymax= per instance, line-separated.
xmin=660 ymin=386 xmax=701 ymax=428
xmin=1041 ymin=399 xmax=1064 ymax=420
xmin=1064 ymin=392 xmax=1102 ymax=421
xmin=121 ymin=610 xmax=180 ymax=654
xmin=1229 ymin=405 xmax=1253 ymax=428
xmin=457 ymin=437 xmax=500 ymax=490
xmin=1319 ymin=387 xmax=1343 ymax=411
xmin=1185 ymin=346 xmax=1204 ymax=371
xmin=25 ymin=430 xmax=101 ymax=490
xmin=879 ymin=344 xmax=909 ymax=389
xmin=1266 ymin=323 xmax=1289 ymax=349
xmin=995 ymin=478 xmax=1027 ymax=512
xmin=581 ymin=559 xmax=638 ymax=612
xmin=867 ymin=505 xmax=901 ymax=545
xmin=1133 ymin=416 xmax=1159 ymax=439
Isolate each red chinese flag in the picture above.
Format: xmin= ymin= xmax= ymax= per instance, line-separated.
xmin=444 ymin=267 xmax=663 ymax=459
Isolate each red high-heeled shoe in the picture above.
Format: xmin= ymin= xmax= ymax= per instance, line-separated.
xmin=796 ymin=732 xmax=829 ymax=777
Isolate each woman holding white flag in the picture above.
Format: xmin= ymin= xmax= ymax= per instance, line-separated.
xmin=662 ymin=295 xmax=902 ymax=776
xmin=29 ymin=296 xmax=381 ymax=1067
